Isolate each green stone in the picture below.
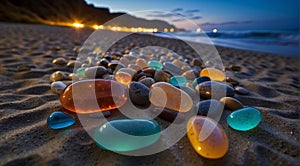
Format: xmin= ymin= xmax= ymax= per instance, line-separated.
xmin=148 ymin=60 xmax=163 ymax=70
xmin=76 ymin=67 xmax=86 ymax=77
xmin=227 ymin=107 xmax=262 ymax=131
xmin=94 ymin=119 xmax=161 ymax=152
xmin=169 ymin=76 xmax=187 ymax=86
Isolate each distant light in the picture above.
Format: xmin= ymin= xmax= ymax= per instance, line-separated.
xmin=99 ymin=25 xmax=104 ymax=29
xmin=72 ymin=23 xmax=84 ymax=28
xmin=164 ymin=28 xmax=168 ymax=32
xmin=93 ymin=25 xmax=99 ymax=30
xmin=153 ymin=28 xmax=158 ymax=32
xmin=170 ymin=28 xmax=174 ymax=32
xmin=212 ymin=28 xmax=218 ymax=33
xmin=196 ymin=28 xmax=201 ymax=33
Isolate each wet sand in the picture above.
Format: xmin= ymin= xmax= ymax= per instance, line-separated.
xmin=0 ymin=23 xmax=299 ymax=166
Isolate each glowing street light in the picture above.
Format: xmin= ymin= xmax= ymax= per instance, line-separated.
xmin=164 ymin=28 xmax=168 ymax=32
xmin=170 ymin=28 xmax=174 ymax=32
xmin=72 ymin=23 xmax=84 ymax=28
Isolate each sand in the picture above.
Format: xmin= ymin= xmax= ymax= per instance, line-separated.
xmin=0 ymin=23 xmax=299 ymax=166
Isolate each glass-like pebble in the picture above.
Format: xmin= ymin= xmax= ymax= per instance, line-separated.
xmin=200 ymin=68 xmax=225 ymax=81
xmin=76 ymin=67 xmax=86 ymax=77
xmin=227 ymin=107 xmax=262 ymax=131
xmin=115 ymin=71 xmax=132 ymax=85
xmin=94 ymin=119 xmax=161 ymax=152
xmin=47 ymin=112 xmax=75 ymax=129
xmin=169 ymin=76 xmax=187 ymax=86
xmin=148 ymin=60 xmax=163 ymax=70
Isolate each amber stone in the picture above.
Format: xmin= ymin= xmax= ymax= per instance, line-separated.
xmin=187 ymin=116 xmax=229 ymax=159
xmin=115 ymin=71 xmax=132 ymax=85
xmin=220 ymin=97 xmax=243 ymax=111
xmin=150 ymin=82 xmax=193 ymax=112
xmin=200 ymin=68 xmax=225 ymax=81
xmin=60 ymin=79 xmax=127 ymax=113
xmin=136 ymin=58 xmax=148 ymax=68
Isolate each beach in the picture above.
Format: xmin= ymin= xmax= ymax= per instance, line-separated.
xmin=0 ymin=23 xmax=299 ymax=165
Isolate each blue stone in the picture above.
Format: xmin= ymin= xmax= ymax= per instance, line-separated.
xmin=47 ymin=112 xmax=75 ymax=129
xmin=227 ymin=107 xmax=262 ymax=131
xmin=148 ymin=60 xmax=163 ymax=70
xmin=169 ymin=76 xmax=187 ymax=86
xmin=192 ymin=76 xmax=211 ymax=87
xmin=94 ymin=118 xmax=161 ymax=152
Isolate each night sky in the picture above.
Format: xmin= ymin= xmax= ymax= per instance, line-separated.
xmin=86 ymin=0 xmax=299 ymax=30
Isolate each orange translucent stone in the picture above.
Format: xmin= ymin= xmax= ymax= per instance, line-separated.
xmin=60 ymin=79 xmax=127 ymax=114
xmin=115 ymin=71 xmax=132 ymax=85
xmin=136 ymin=58 xmax=148 ymax=68
xmin=128 ymin=64 xmax=142 ymax=71
xmin=149 ymin=82 xmax=193 ymax=112
xmin=187 ymin=116 xmax=229 ymax=159
xmin=200 ymin=68 xmax=225 ymax=81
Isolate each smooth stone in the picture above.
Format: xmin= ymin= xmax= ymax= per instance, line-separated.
xmin=50 ymin=71 xmax=67 ymax=82
xmin=68 ymin=73 xmax=79 ymax=81
xmin=191 ymin=66 xmax=201 ymax=76
xmin=182 ymin=70 xmax=197 ymax=81
xmin=154 ymin=70 xmax=172 ymax=82
xmin=187 ymin=116 xmax=229 ymax=159
xmin=76 ymin=67 xmax=86 ymax=77
xmin=115 ymin=71 xmax=132 ymax=85
xmin=47 ymin=112 xmax=75 ymax=129
xmin=128 ymin=82 xmax=150 ymax=106
xmin=94 ymin=119 xmax=161 ymax=152
xmin=195 ymin=81 xmax=235 ymax=99
xmin=226 ymin=77 xmax=239 ymax=86
xmin=191 ymin=58 xmax=202 ymax=67
xmin=138 ymin=77 xmax=156 ymax=88
xmin=136 ymin=58 xmax=148 ymax=68
xmin=143 ymin=68 xmax=156 ymax=77
xmin=108 ymin=62 xmax=125 ymax=71
xmin=87 ymin=56 xmax=97 ymax=66
xmin=227 ymin=107 xmax=262 ymax=131
xmin=169 ymin=76 xmax=187 ymax=86
xmin=60 ymin=79 xmax=127 ymax=113
xmin=119 ymin=57 xmax=130 ymax=66
xmin=200 ymin=68 xmax=225 ymax=81
xmin=117 ymin=68 xmax=137 ymax=76
xmin=192 ymin=76 xmax=211 ymax=87
xmin=132 ymin=71 xmax=152 ymax=81
xmin=148 ymin=60 xmax=163 ymax=70
xmin=84 ymin=66 xmax=108 ymax=78
xmin=97 ymin=58 xmax=110 ymax=68
xmin=172 ymin=59 xmax=184 ymax=68
xmin=181 ymin=65 xmax=192 ymax=72
xmin=163 ymin=62 xmax=181 ymax=75
xmin=197 ymin=99 xmax=224 ymax=119
xmin=229 ymin=65 xmax=242 ymax=71
xmin=128 ymin=64 xmax=142 ymax=71
xmin=220 ymin=97 xmax=243 ymax=111
xmin=52 ymin=57 xmax=67 ymax=65
xmin=17 ymin=64 xmax=38 ymax=71
xmin=150 ymin=82 xmax=193 ymax=112
xmin=179 ymin=86 xmax=198 ymax=100
xmin=67 ymin=61 xmax=82 ymax=68
xmin=152 ymin=107 xmax=184 ymax=123
xmin=234 ymin=86 xmax=250 ymax=95
xmin=123 ymin=54 xmax=138 ymax=61
xmin=51 ymin=81 xmax=66 ymax=94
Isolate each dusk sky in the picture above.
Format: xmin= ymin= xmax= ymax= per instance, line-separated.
xmin=86 ymin=0 xmax=299 ymax=30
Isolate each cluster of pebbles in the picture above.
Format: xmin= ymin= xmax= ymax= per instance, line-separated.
xmin=48 ymin=47 xmax=262 ymax=159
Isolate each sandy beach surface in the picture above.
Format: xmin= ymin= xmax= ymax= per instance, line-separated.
xmin=0 ymin=23 xmax=299 ymax=166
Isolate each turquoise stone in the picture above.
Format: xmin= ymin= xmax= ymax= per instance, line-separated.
xmin=76 ymin=67 xmax=86 ymax=77
xmin=192 ymin=76 xmax=211 ymax=87
xmin=227 ymin=107 xmax=262 ymax=131
xmin=148 ymin=60 xmax=163 ymax=70
xmin=94 ymin=119 xmax=161 ymax=152
xmin=169 ymin=76 xmax=187 ymax=86
xmin=47 ymin=112 xmax=75 ymax=129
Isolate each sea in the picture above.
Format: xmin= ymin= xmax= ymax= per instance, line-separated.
xmin=154 ymin=29 xmax=299 ymax=56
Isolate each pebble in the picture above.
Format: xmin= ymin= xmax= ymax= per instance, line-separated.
xmin=51 ymin=81 xmax=67 ymax=94
xmin=169 ymin=76 xmax=187 ymax=86
xmin=97 ymin=58 xmax=110 ymax=68
xmin=154 ymin=70 xmax=172 ymax=82
xmin=200 ymin=68 xmax=225 ymax=81
xmin=220 ymin=97 xmax=243 ymax=111
xmin=60 ymin=79 xmax=127 ymax=113
xmin=181 ymin=66 xmax=192 ymax=72
xmin=143 ymin=68 xmax=156 ymax=77
xmin=115 ymin=71 xmax=132 ymax=85
xmin=94 ymin=119 xmax=161 ymax=152
xmin=195 ymin=81 xmax=235 ymax=99
xmin=227 ymin=107 xmax=262 ymax=131
xmin=128 ymin=64 xmax=142 ymax=71
xmin=152 ymin=107 xmax=184 ymax=123
xmin=136 ymin=58 xmax=148 ymax=68
xmin=148 ymin=60 xmax=163 ymax=70
xmin=191 ymin=58 xmax=202 ymax=67
xmin=172 ymin=59 xmax=184 ymax=68
xmin=84 ymin=66 xmax=108 ymax=78
xmin=67 ymin=61 xmax=82 ymax=68
xmin=50 ymin=71 xmax=67 ymax=82
xmin=76 ymin=67 xmax=86 ymax=77
xmin=119 ymin=57 xmax=130 ymax=66
xmin=138 ymin=77 xmax=156 ymax=88
xmin=47 ymin=112 xmax=75 ymax=129
xmin=226 ymin=77 xmax=239 ymax=86
xmin=68 ymin=73 xmax=79 ymax=81
xmin=117 ymin=68 xmax=137 ymax=76
xmin=182 ymin=70 xmax=197 ymax=80
xmin=192 ymin=76 xmax=211 ymax=87
xmin=197 ymin=99 xmax=224 ymax=119
xmin=187 ymin=116 xmax=229 ymax=159
xmin=234 ymin=86 xmax=250 ymax=95
xmin=150 ymin=82 xmax=193 ymax=112
xmin=128 ymin=82 xmax=151 ymax=106
xmin=179 ymin=86 xmax=198 ymax=100
xmin=52 ymin=57 xmax=67 ymax=65
xmin=108 ymin=62 xmax=125 ymax=71
xmin=17 ymin=64 xmax=38 ymax=71
xmin=229 ymin=65 xmax=242 ymax=71
xmin=163 ymin=62 xmax=181 ymax=75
